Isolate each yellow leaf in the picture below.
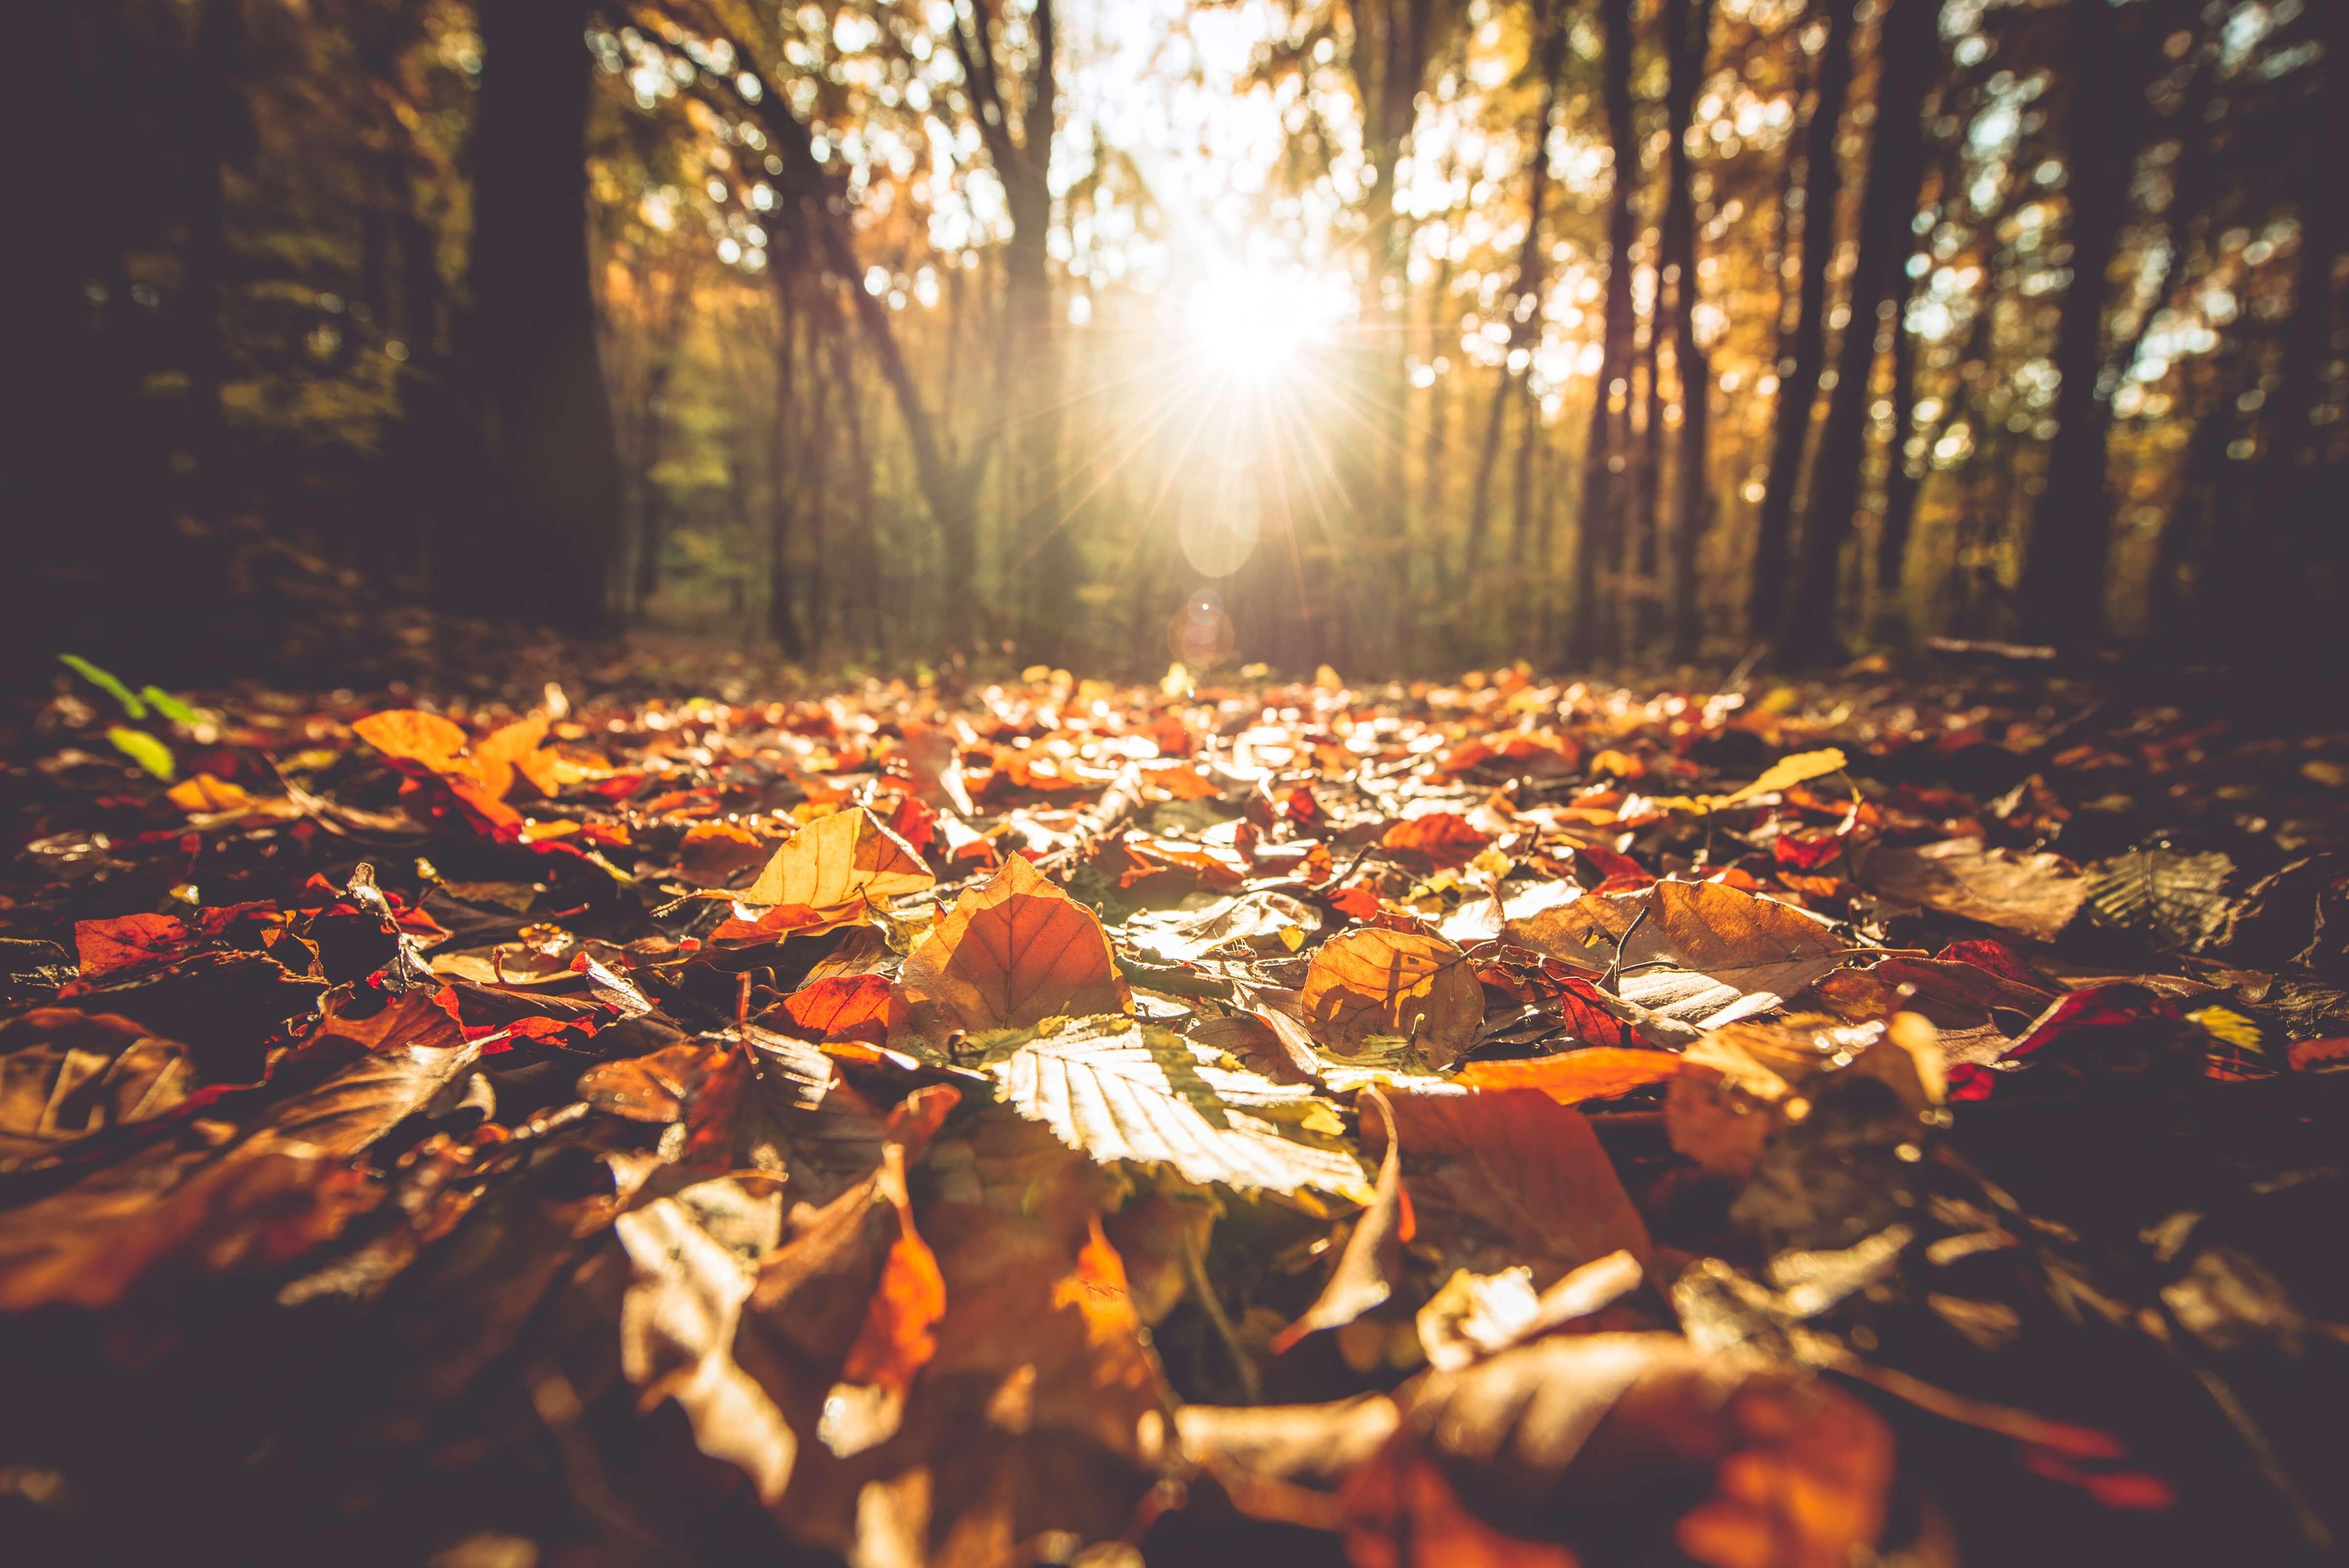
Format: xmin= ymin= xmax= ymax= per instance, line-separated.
xmin=743 ymin=807 xmax=934 ymax=908
xmin=166 ymin=773 xmax=253 ymax=813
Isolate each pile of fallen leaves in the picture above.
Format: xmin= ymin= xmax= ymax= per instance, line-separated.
xmin=4 ymin=657 xmax=2348 ymax=1567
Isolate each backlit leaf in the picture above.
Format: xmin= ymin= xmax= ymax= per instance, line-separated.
xmin=1301 ymin=927 xmax=1485 ymax=1070
xmin=990 ymin=1016 xmax=1370 ymax=1197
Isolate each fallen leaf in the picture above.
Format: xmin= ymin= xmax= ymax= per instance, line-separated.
xmin=778 ymin=974 xmax=895 ymax=1046
xmin=1377 ymin=1087 xmax=1651 ymax=1286
xmin=73 ymin=913 xmax=193 ymax=980
xmin=1859 ymin=838 xmax=2088 ymax=943
xmin=2082 ymin=847 xmax=2235 ymax=951
xmin=990 ymin=1016 xmax=1369 ymax=1197
xmin=892 ymin=854 xmax=1129 ymax=1043
xmin=1456 ymin=1048 xmax=1684 ymax=1106
xmin=1302 ymin=927 xmax=1485 ymax=1069
xmin=1508 ymin=879 xmax=1846 ymax=1027
xmin=1272 ymin=1087 xmax=1410 ymax=1352
xmin=352 ymin=709 xmax=469 ymax=768
xmin=743 ymin=807 xmax=935 ymax=908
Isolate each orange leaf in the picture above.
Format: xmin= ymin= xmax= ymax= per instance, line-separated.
xmin=780 ymin=974 xmax=894 ymax=1045
xmin=1051 ymin=1214 xmax=1142 ymax=1346
xmin=166 ymin=772 xmax=253 ymax=813
xmin=836 ymin=1152 xmax=945 ymax=1396
xmin=1458 ymin=1047 xmax=1684 ymax=1105
xmin=1300 ymin=926 xmax=1485 ymax=1068
xmin=893 ymin=855 xmax=1129 ymax=1041
xmin=352 ymin=710 xmax=468 ymax=768
xmin=1381 ymin=812 xmax=1489 ymax=868
xmin=475 ymin=712 xmax=554 ymax=799
xmin=711 ymin=899 xmax=871 ymax=945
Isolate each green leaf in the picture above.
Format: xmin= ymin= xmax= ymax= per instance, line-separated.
xmin=140 ymin=687 xmax=198 ymax=726
xmin=59 ymin=655 xmax=146 ymax=719
xmin=106 ymin=726 xmax=176 ymax=781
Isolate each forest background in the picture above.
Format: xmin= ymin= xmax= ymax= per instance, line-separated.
xmin=16 ymin=0 xmax=2346 ymax=685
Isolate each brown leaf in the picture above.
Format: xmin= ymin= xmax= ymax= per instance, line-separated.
xmin=1508 ymin=880 xmax=1846 ymax=1028
xmin=744 ymin=807 xmax=934 ymax=908
xmin=0 ymin=1009 xmax=195 ymax=1171
xmin=1858 ymin=838 xmax=2088 ymax=943
xmin=819 ymin=1144 xmax=947 ymax=1457
xmin=1302 ymin=927 xmax=1486 ymax=1069
xmin=1272 ymin=1087 xmax=1410 ymax=1353
xmin=1456 ymin=1048 xmax=1683 ymax=1106
xmin=1339 ymin=1334 xmax=1893 ymax=1568
xmin=892 ymin=854 xmax=1129 ymax=1043
xmin=1377 ymin=1088 xmax=1651 ymax=1288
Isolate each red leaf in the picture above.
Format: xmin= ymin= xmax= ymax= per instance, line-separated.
xmin=73 ymin=914 xmax=193 ymax=980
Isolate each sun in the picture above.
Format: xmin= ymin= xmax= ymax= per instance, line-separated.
xmin=1187 ymin=266 xmax=1350 ymax=378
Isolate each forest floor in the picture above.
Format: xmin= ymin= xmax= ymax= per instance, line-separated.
xmin=3 ymin=652 xmax=2347 ymax=1568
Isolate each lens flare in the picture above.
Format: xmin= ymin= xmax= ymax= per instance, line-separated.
xmin=1167 ymin=588 xmax=1236 ymax=667
xmin=1187 ymin=266 xmax=1351 ymax=379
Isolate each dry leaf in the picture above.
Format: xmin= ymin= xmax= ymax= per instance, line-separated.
xmin=1272 ymin=1087 xmax=1410 ymax=1352
xmin=1456 ymin=1048 xmax=1684 ymax=1106
xmin=351 ymin=709 xmax=468 ymax=768
xmin=1859 ymin=838 xmax=2088 ymax=943
xmin=1302 ymin=927 xmax=1486 ymax=1069
xmin=744 ymin=807 xmax=935 ymax=908
xmin=1508 ymin=879 xmax=1847 ymax=1027
xmin=1378 ymin=1088 xmax=1651 ymax=1287
xmin=892 ymin=854 xmax=1129 ymax=1043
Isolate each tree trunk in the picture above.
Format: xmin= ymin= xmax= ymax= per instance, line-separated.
xmin=2014 ymin=0 xmax=2139 ymax=646
xmin=1779 ymin=0 xmax=1937 ymax=664
xmin=767 ymin=289 xmax=806 ymax=658
xmin=1664 ymin=0 xmax=1717 ymax=664
xmin=1747 ymin=0 xmax=1858 ymax=639
xmin=1568 ymin=0 xmax=1639 ymax=667
xmin=448 ymin=0 xmax=622 ymax=637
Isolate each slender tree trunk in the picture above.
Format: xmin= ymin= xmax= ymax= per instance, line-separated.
xmin=1780 ymin=0 xmax=1937 ymax=664
xmin=631 ymin=360 xmax=670 ymax=613
xmin=2015 ymin=0 xmax=2139 ymax=645
xmin=1423 ymin=245 xmax=1457 ymax=601
xmin=1747 ymin=0 xmax=1858 ymax=639
xmin=1665 ymin=0 xmax=1717 ymax=664
xmin=1872 ymin=267 xmax=1921 ymax=604
xmin=767 ymin=288 xmax=806 ymax=658
xmin=1466 ymin=18 xmax=1560 ymax=590
xmin=1569 ymin=0 xmax=1639 ymax=667
xmin=449 ymin=0 xmax=623 ymax=636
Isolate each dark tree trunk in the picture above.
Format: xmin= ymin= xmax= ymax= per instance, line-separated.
xmin=1779 ymin=0 xmax=1938 ymax=664
xmin=1872 ymin=267 xmax=1921 ymax=602
xmin=445 ymin=0 xmax=622 ymax=637
xmin=184 ymin=0 xmax=255 ymax=525
xmin=1747 ymin=0 xmax=1858 ymax=639
xmin=1665 ymin=0 xmax=1717 ymax=664
xmin=2015 ymin=0 xmax=2142 ymax=645
xmin=1568 ymin=0 xmax=1639 ymax=667
xmin=2206 ymin=1 xmax=2345 ymax=656
xmin=1467 ymin=17 xmax=1561 ymax=590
